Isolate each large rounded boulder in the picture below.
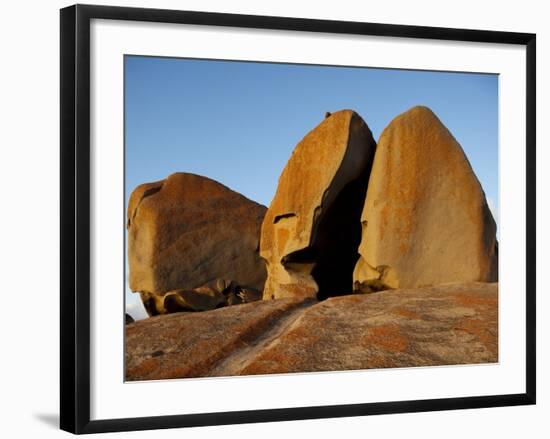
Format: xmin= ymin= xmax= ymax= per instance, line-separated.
xmin=353 ymin=106 xmax=498 ymax=292
xmin=127 ymin=173 xmax=267 ymax=304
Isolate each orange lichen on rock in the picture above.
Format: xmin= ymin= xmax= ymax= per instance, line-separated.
xmin=362 ymin=325 xmax=409 ymax=353
xmin=392 ymin=308 xmax=421 ymax=320
xmin=453 ymin=293 xmax=497 ymax=308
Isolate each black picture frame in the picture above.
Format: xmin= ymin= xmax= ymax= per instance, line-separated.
xmin=60 ymin=4 xmax=536 ymax=434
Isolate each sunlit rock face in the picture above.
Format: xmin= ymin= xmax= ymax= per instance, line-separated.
xmin=353 ymin=106 xmax=498 ymax=293
xmin=127 ymin=173 xmax=267 ymax=310
xmin=260 ymin=110 xmax=377 ymax=300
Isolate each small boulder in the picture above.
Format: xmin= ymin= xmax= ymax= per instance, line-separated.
xmin=139 ymin=279 xmax=262 ymax=315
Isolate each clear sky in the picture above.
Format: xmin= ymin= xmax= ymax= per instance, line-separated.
xmin=124 ymin=55 xmax=499 ymax=320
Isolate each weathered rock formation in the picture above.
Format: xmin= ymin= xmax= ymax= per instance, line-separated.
xmin=125 ymin=282 xmax=497 ymax=380
xmin=139 ymin=279 xmax=262 ymax=316
xmin=127 ymin=173 xmax=267 ymax=313
xmin=125 ymin=298 xmax=308 ymax=380
xmin=260 ymin=110 xmax=377 ymax=300
xmin=353 ymin=106 xmax=498 ymax=292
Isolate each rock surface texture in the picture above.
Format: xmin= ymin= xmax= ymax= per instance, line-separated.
xmin=139 ymin=279 xmax=262 ymax=316
xmin=125 ymin=298 xmax=310 ymax=380
xmin=125 ymin=282 xmax=497 ymax=380
xmin=353 ymin=106 xmax=498 ymax=293
xmin=260 ymin=110 xmax=377 ymax=301
xmin=127 ymin=173 xmax=267 ymax=312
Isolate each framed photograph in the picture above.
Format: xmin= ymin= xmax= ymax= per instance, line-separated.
xmin=60 ymin=4 xmax=536 ymax=434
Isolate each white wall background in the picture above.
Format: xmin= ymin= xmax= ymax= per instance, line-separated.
xmin=0 ymin=0 xmax=546 ymax=437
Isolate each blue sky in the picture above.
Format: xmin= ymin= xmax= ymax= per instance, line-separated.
xmin=125 ymin=56 xmax=499 ymax=319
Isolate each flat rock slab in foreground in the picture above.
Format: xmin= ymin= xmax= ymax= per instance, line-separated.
xmin=125 ymin=282 xmax=497 ymax=381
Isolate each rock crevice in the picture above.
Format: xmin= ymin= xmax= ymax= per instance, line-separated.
xmin=260 ymin=110 xmax=377 ymax=300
